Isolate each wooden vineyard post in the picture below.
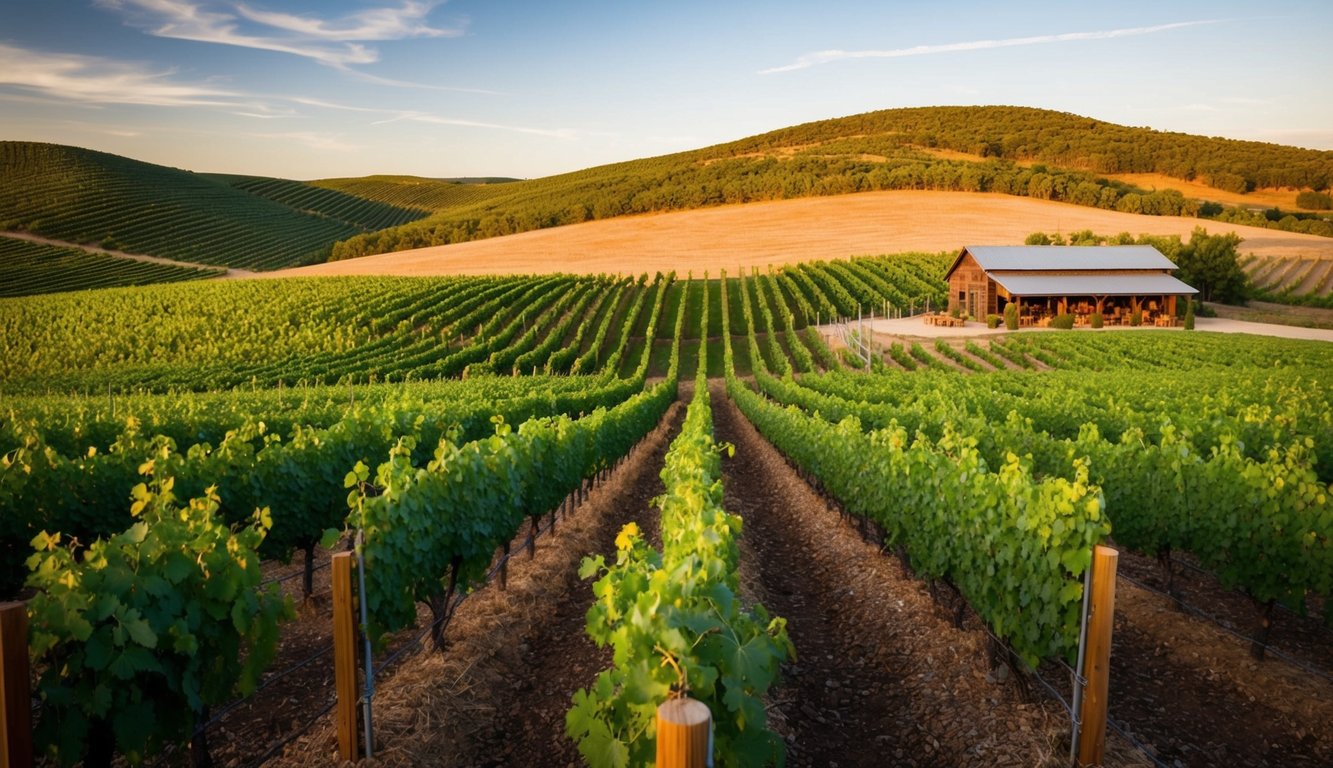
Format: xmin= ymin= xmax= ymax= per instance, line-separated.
xmin=0 ymin=603 xmax=32 ymax=768
xmin=332 ymin=553 xmax=360 ymax=763
xmin=1077 ymin=545 xmax=1118 ymax=767
xmin=655 ymin=697 xmax=711 ymax=768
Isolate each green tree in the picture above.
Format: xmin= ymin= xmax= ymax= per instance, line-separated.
xmin=1173 ymin=228 xmax=1251 ymax=304
xmin=1296 ymin=190 xmax=1332 ymax=210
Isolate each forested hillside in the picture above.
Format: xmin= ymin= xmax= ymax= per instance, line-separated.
xmin=7 ymin=108 xmax=1331 ymax=274
xmin=331 ymin=106 xmax=1333 ymax=260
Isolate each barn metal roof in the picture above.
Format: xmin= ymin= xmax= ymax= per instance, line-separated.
xmin=991 ymin=273 xmax=1198 ymax=297
xmin=956 ymin=245 xmax=1180 ymax=273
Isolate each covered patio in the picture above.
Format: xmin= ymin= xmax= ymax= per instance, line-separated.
xmin=993 ymin=274 xmax=1198 ymax=327
xmin=944 ymin=245 xmax=1199 ymax=327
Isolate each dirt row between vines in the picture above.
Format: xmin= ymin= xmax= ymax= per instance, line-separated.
xmin=710 ymin=381 xmax=1115 ymax=768
xmin=1107 ymin=552 xmax=1333 ymax=767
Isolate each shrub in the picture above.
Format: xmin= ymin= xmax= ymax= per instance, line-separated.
xmin=1090 ymin=312 xmax=1103 ymax=329
xmin=986 ymin=313 xmax=1001 ymax=329
xmin=1296 ymin=190 xmax=1332 ymax=210
xmin=1184 ymin=300 xmax=1195 ymax=330
xmin=1052 ymin=313 xmax=1075 ymax=330
xmin=1003 ymin=303 xmax=1019 ymax=330
xmin=1130 ymin=309 xmax=1143 ymax=327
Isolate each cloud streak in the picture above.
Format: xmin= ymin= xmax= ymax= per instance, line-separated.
xmin=0 ymin=43 xmax=562 ymax=141
xmin=377 ymin=112 xmax=576 ymax=139
xmin=234 ymin=0 xmax=458 ymax=42
xmin=0 ymin=42 xmax=246 ymax=108
xmin=98 ymin=0 xmax=464 ymax=70
xmin=760 ymin=20 xmax=1224 ymax=74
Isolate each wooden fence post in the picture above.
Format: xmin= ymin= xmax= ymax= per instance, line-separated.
xmin=0 ymin=602 xmax=32 ymax=768
xmin=332 ymin=553 xmax=359 ymax=763
xmin=656 ymin=697 xmax=710 ymax=768
xmin=1077 ymin=545 xmax=1118 ymax=767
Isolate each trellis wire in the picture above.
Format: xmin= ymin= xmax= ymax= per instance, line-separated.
xmin=1105 ymin=714 xmax=1172 ymax=768
xmin=1118 ymin=572 xmax=1331 ymax=683
xmin=245 ymin=695 xmax=337 ymax=767
xmin=1166 ymin=554 xmax=1326 ymax=623
xmin=258 ymin=556 xmax=333 ymax=589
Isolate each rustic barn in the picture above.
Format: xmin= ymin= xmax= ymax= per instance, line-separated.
xmin=943 ymin=245 xmax=1198 ymax=326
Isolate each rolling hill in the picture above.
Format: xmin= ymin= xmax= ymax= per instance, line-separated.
xmin=327 ymin=106 xmax=1333 ymax=261
xmin=0 ymin=142 xmax=423 ymax=273
xmin=270 ymin=190 xmax=1333 ymax=288
xmin=5 ymin=106 xmax=1333 ymax=299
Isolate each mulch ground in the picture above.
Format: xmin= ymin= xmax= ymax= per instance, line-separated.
xmin=1104 ymin=551 xmax=1332 ymax=767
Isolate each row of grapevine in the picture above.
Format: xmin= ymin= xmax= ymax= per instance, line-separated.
xmin=0 ymin=376 xmax=645 ymax=598
xmin=569 ymin=331 xmax=792 ymax=767
xmin=347 ymin=378 xmax=677 ymax=644
xmin=211 ymin=175 xmax=427 ymax=231
xmin=731 ymin=378 xmax=1107 ymax=667
xmin=0 ymin=238 xmax=222 ymax=297
xmin=310 ymin=175 xmax=506 ymax=212
xmin=761 ymin=367 xmax=1332 ymax=618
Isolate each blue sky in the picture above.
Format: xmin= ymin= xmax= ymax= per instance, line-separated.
xmin=1 ymin=0 xmax=1330 ymax=180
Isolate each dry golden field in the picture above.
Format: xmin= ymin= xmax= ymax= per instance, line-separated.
xmin=264 ymin=191 xmax=1333 ymax=279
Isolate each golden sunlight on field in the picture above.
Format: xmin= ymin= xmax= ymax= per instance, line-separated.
xmin=264 ymin=191 xmax=1333 ymax=279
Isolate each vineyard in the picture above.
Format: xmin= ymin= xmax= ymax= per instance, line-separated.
xmin=1243 ymin=254 xmax=1333 ymax=308
xmin=308 ymin=175 xmax=510 ymax=213
xmin=1 ymin=253 xmax=1330 ymax=767
xmin=0 ymin=238 xmax=222 ymax=297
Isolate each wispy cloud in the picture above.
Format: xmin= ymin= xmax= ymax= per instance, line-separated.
xmin=97 ymin=0 xmax=464 ymax=70
xmin=0 ymin=45 xmax=561 ymax=142
xmin=342 ymin=68 xmax=501 ymax=94
xmin=234 ymin=0 xmax=458 ymax=41
xmin=242 ymin=130 xmax=360 ymax=152
xmin=384 ymin=112 xmax=576 ymax=139
xmin=760 ymin=20 xmax=1224 ymax=74
xmin=0 ymin=42 xmax=245 ymax=108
